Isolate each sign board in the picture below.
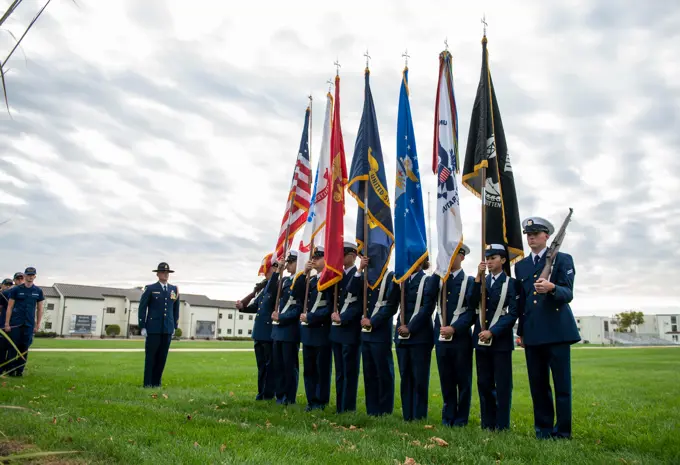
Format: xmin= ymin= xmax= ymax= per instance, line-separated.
xmin=70 ymin=315 xmax=97 ymax=334
xmin=195 ymin=320 xmax=215 ymax=337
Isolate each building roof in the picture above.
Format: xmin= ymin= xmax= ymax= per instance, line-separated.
xmin=49 ymin=283 xmax=233 ymax=307
xmin=42 ymin=286 xmax=60 ymax=298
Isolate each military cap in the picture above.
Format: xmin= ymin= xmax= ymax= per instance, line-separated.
xmin=522 ymin=217 xmax=555 ymax=235
xmin=2 ymin=278 xmax=13 ymax=286
xmin=459 ymin=243 xmax=471 ymax=256
xmin=343 ymin=242 xmax=358 ymax=255
xmin=24 ymin=267 xmax=37 ymax=275
xmin=286 ymin=250 xmax=298 ymax=262
xmin=312 ymin=246 xmax=325 ymax=258
xmin=485 ymin=244 xmax=507 ymax=258
xmin=153 ymin=262 xmax=175 ymax=273
xmin=13 ymin=272 xmax=24 ymax=280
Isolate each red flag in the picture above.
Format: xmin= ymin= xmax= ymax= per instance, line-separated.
xmin=318 ymin=75 xmax=347 ymax=291
xmin=257 ymin=253 xmax=274 ymax=276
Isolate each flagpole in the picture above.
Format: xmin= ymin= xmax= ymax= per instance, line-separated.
xmin=302 ymin=95 xmax=313 ymax=317
xmin=361 ymin=56 xmax=371 ymax=321
xmin=479 ymin=24 xmax=489 ymax=336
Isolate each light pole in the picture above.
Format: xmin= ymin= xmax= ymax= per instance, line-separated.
xmin=101 ymin=307 xmax=106 ymax=337
xmin=126 ymin=300 xmax=132 ymax=338
xmin=190 ymin=313 xmax=194 ymax=338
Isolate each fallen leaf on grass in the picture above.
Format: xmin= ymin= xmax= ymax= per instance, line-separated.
xmin=402 ymin=458 xmax=419 ymax=465
xmin=186 ymin=415 xmax=192 ymax=421
xmin=229 ymin=392 xmax=234 ymax=397
xmin=194 ymin=442 xmax=200 ymax=448
xmin=423 ymin=444 xmax=435 ymax=449
xmin=410 ymin=440 xmax=421 ymax=447
xmin=349 ymin=425 xmax=357 ymax=431
xmin=423 ymin=425 xmax=434 ymax=430
xmin=162 ymin=394 xmax=168 ymax=399
xmin=128 ymin=439 xmax=135 ymax=445
xmin=67 ymin=386 xmax=76 ymax=392
xmin=151 ymin=393 xmax=158 ymax=399
xmin=265 ymin=420 xmax=272 ymax=428
xmin=52 ymin=417 xmax=57 ymax=425
xmin=431 ymin=437 xmax=448 ymax=447
xmin=220 ymin=444 xmax=227 ymax=453
xmin=596 ymin=439 xmax=602 ymax=445
xmin=312 ymin=423 xmax=318 ymax=431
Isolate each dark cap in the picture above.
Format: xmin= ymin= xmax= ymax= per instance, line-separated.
xmin=13 ymin=272 xmax=24 ymax=280
xmin=522 ymin=217 xmax=555 ymax=235
xmin=285 ymin=251 xmax=298 ymax=263
xmin=485 ymin=244 xmax=507 ymax=258
xmin=153 ymin=262 xmax=175 ymax=273
xmin=24 ymin=267 xmax=37 ymax=275
xmin=312 ymin=246 xmax=325 ymax=258
xmin=2 ymin=278 xmax=13 ymax=286
xmin=343 ymin=241 xmax=358 ymax=255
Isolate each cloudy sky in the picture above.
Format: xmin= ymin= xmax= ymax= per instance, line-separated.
xmin=0 ymin=0 xmax=677 ymax=316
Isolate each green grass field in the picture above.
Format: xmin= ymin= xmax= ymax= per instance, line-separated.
xmin=1 ymin=343 xmax=679 ymax=464
xmin=31 ymin=338 xmax=253 ymax=349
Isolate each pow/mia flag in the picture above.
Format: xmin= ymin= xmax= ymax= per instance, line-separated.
xmin=462 ymin=35 xmax=523 ymax=275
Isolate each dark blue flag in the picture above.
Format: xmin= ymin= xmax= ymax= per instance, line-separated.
xmin=348 ymin=69 xmax=394 ymax=289
xmin=394 ymin=67 xmax=428 ymax=283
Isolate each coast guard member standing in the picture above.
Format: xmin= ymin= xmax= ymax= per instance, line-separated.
xmin=395 ymin=259 xmax=438 ymax=421
xmin=516 ymin=217 xmax=580 ymax=439
xmin=236 ymin=258 xmax=278 ymax=400
xmin=468 ymin=245 xmax=519 ymax=431
xmin=433 ymin=244 xmax=476 ymax=427
xmin=138 ymin=262 xmax=180 ymax=388
xmin=271 ymin=251 xmax=304 ymax=405
xmin=0 ymin=278 xmax=16 ymax=374
xmin=296 ymin=246 xmax=333 ymax=411
xmin=351 ymin=255 xmax=400 ymax=416
xmin=329 ymin=242 xmax=363 ymax=413
xmin=3 ymin=267 xmax=44 ymax=377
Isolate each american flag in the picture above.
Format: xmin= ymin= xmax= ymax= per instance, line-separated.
xmin=274 ymin=107 xmax=312 ymax=260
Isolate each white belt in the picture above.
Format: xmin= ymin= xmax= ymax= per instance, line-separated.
xmin=340 ymin=294 xmax=357 ymax=314
xmin=310 ymin=297 xmax=327 ymax=313
xmin=281 ymin=298 xmax=297 ymax=314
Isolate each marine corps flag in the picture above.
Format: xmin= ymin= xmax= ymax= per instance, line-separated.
xmin=274 ymin=107 xmax=312 ymax=261
xmin=432 ymin=51 xmax=464 ymax=281
xmin=318 ymin=74 xmax=347 ymax=291
xmin=462 ymin=35 xmax=523 ymax=274
xmin=394 ymin=67 xmax=428 ymax=284
xmin=348 ymin=69 xmax=394 ymax=289
xmin=297 ymin=92 xmax=333 ymax=270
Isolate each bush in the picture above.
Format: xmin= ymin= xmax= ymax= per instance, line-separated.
xmin=174 ymin=328 xmax=182 ymax=337
xmin=190 ymin=336 xmax=195 ymax=340
xmin=34 ymin=331 xmax=58 ymax=338
xmin=106 ymin=325 xmax=121 ymax=337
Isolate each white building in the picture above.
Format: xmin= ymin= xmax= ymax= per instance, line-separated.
xmin=575 ymin=314 xmax=680 ymax=345
xmin=36 ymin=283 xmax=252 ymax=339
xmin=656 ymin=314 xmax=680 ymax=344
xmin=575 ymin=316 xmax=618 ymax=344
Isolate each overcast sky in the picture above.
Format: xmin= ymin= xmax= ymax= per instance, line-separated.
xmin=0 ymin=0 xmax=677 ymax=316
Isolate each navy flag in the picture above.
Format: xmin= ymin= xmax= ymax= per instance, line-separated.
xmin=462 ymin=35 xmax=523 ymax=274
xmin=394 ymin=67 xmax=428 ymax=284
xmin=348 ymin=69 xmax=395 ymax=289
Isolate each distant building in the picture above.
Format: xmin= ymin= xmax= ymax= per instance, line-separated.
xmin=37 ymin=283 xmax=253 ymax=339
xmin=575 ymin=314 xmax=680 ymax=345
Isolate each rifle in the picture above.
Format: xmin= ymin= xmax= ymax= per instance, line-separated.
xmin=240 ymin=279 xmax=268 ymax=308
xmin=539 ymin=208 xmax=574 ymax=280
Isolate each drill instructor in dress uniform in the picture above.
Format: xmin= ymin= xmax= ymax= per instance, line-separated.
xmin=138 ymin=262 xmax=180 ymax=388
xmin=515 ymin=217 xmax=580 ymax=439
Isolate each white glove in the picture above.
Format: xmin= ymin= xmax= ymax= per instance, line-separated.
xmin=172 ymin=329 xmax=176 ymax=336
xmin=141 ymin=328 xmax=147 ymax=337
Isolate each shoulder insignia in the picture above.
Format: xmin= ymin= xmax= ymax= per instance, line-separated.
xmin=142 ymin=286 xmax=147 ymax=292
xmin=567 ymin=269 xmax=573 ymax=275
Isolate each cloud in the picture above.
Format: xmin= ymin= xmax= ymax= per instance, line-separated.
xmin=0 ymin=0 xmax=677 ymax=316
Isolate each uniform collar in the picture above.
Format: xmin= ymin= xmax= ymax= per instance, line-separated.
xmin=450 ymin=269 xmax=463 ymax=280
xmin=531 ymin=248 xmax=547 ymax=261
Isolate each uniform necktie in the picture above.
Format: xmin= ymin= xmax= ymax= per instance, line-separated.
xmin=162 ymin=284 xmax=167 ymax=292
xmin=534 ymin=254 xmax=540 ymax=265
xmin=490 ymin=276 xmax=496 ymax=288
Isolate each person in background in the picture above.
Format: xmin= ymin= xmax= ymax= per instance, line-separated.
xmin=0 ymin=278 xmax=15 ymax=375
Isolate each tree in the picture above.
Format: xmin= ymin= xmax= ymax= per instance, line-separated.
xmin=613 ymin=311 xmax=645 ymax=333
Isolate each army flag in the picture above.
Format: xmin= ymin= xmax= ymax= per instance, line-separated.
xmin=297 ymin=93 xmax=333 ymax=270
xmin=394 ymin=67 xmax=428 ymax=284
xmin=462 ymin=36 xmax=523 ymax=274
xmin=348 ymin=69 xmax=395 ymax=289
xmin=432 ymin=51 xmax=464 ymax=281
xmin=274 ymin=107 xmax=312 ymax=261
xmin=318 ymin=74 xmax=347 ymax=291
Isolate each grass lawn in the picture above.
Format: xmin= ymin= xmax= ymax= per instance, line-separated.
xmin=31 ymin=338 xmax=253 ymax=349
xmin=1 ymin=346 xmax=678 ymax=464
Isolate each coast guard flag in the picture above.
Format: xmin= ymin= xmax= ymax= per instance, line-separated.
xmin=274 ymin=107 xmax=312 ymax=261
xmin=297 ymin=93 xmax=333 ymax=270
xmin=462 ymin=36 xmax=523 ymax=273
xmin=432 ymin=51 xmax=464 ymax=281
xmin=348 ymin=69 xmax=395 ymax=289
xmin=318 ymin=74 xmax=347 ymax=291
xmin=394 ymin=67 xmax=428 ymax=284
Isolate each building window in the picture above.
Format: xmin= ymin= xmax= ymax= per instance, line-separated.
xmin=249 ymin=315 xmax=253 ymax=321
xmin=218 ymin=328 xmax=222 ymax=334
xmin=227 ymin=329 xmax=232 ymax=335
xmin=47 ymin=303 xmax=55 ymax=310
xmin=671 ymin=316 xmax=677 ymax=324
xmin=248 ymin=329 xmax=252 ymax=335
xmin=106 ymin=307 xmax=116 ymax=314
xmin=228 ymin=314 xmax=233 ymax=320
xmin=239 ymin=315 xmax=243 ymax=320
xmin=577 ymin=319 xmax=580 ymax=324
xmin=44 ymin=322 xmax=53 ymax=330
xmin=603 ymin=321 xmax=609 ymax=332
xmin=238 ymin=329 xmax=243 ymax=335
xmin=673 ymin=325 xmax=678 ymax=333
xmin=219 ymin=313 xmax=223 ymax=319
xmin=673 ymin=335 xmax=678 ymax=342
